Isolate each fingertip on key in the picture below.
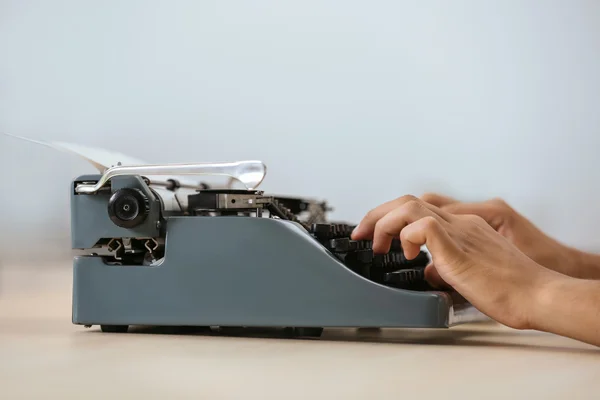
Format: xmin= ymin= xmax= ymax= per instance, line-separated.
xmin=350 ymin=224 xmax=361 ymax=239
xmin=371 ymin=241 xmax=390 ymax=255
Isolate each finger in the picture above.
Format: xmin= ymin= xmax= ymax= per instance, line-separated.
xmin=420 ymin=193 xmax=457 ymax=208
xmin=441 ymin=201 xmax=504 ymax=230
xmin=351 ymin=195 xmax=418 ymax=240
xmin=423 ymin=263 xmax=451 ymax=289
xmin=352 ymin=195 xmax=453 ymax=241
xmin=371 ymin=201 xmax=445 ymax=254
xmin=399 ymin=216 xmax=461 ymax=268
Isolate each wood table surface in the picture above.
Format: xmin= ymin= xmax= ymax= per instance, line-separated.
xmin=1 ymin=263 xmax=599 ymax=399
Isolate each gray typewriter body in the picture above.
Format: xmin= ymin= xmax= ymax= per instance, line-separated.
xmin=70 ymin=163 xmax=485 ymax=336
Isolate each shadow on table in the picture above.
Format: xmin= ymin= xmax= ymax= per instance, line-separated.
xmin=103 ymin=323 xmax=600 ymax=355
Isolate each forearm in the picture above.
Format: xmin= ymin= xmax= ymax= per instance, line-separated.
xmin=531 ymin=273 xmax=600 ymax=347
xmin=563 ymin=247 xmax=600 ymax=279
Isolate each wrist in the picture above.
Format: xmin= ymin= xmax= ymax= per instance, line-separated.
xmin=529 ymin=270 xmax=571 ymax=332
xmin=564 ymin=246 xmax=600 ymax=279
xmin=528 ymin=271 xmax=600 ymax=346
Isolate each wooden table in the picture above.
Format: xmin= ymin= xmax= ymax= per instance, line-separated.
xmin=1 ymin=264 xmax=599 ymax=399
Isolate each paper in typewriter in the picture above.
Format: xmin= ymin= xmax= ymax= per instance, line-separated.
xmin=2 ymin=133 xmax=257 ymax=210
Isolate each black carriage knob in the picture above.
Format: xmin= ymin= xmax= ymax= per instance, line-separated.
xmin=107 ymin=188 xmax=150 ymax=228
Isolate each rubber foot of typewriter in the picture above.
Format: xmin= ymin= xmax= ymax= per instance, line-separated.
xmin=287 ymin=327 xmax=324 ymax=338
xmin=100 ymin=325 xmax=129 ymax=333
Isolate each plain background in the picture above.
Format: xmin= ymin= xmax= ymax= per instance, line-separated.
xmin=1 ymin=0 xmax=600 ymax=267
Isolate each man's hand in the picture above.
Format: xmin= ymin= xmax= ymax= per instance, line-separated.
xmin=351 ymin=195 xmax=561 ymax=331
xmin=420 ymin=193 xmax=600 ymax=279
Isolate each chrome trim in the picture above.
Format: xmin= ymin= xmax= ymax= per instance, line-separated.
xmin=448 ymin=302 xmax=490 ymax=326
xmin=75 ymin=160 xmax=267 ymax=194
xmin=436 ymin=292 xmax=490 ymax=326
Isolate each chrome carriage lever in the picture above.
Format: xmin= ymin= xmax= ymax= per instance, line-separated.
xmin=74 ymin=160 xmax=267 ymax=194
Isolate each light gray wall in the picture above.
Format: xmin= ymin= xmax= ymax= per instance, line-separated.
xmin=1 ymin=0 xmax=600 ymax=266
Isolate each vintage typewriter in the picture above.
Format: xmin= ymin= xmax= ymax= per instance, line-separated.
xmin=7 ymin=134 xmax=487 ymax=337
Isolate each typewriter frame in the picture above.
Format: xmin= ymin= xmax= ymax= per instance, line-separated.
xmin=70 ymin=163 xmax=486 ymax=336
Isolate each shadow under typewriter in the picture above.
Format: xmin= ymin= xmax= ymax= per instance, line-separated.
xmin=106 ymin=323 xmax=590 ymax=355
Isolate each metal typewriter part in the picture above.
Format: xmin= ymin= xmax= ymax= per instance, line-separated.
xmin=68 ymin=160 xmax=488 ymax=337
xmin=74 ymin=160 xmax=267 ymax=194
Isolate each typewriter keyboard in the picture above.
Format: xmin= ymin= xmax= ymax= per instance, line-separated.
xmin=308 ymin=223 xmax=433 ymax=291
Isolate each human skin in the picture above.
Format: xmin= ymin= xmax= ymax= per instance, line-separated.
xmin=351 ymin=195 xmax=600 ymax=347
xmin=420 ymin=193 xmax=600 ymax=280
